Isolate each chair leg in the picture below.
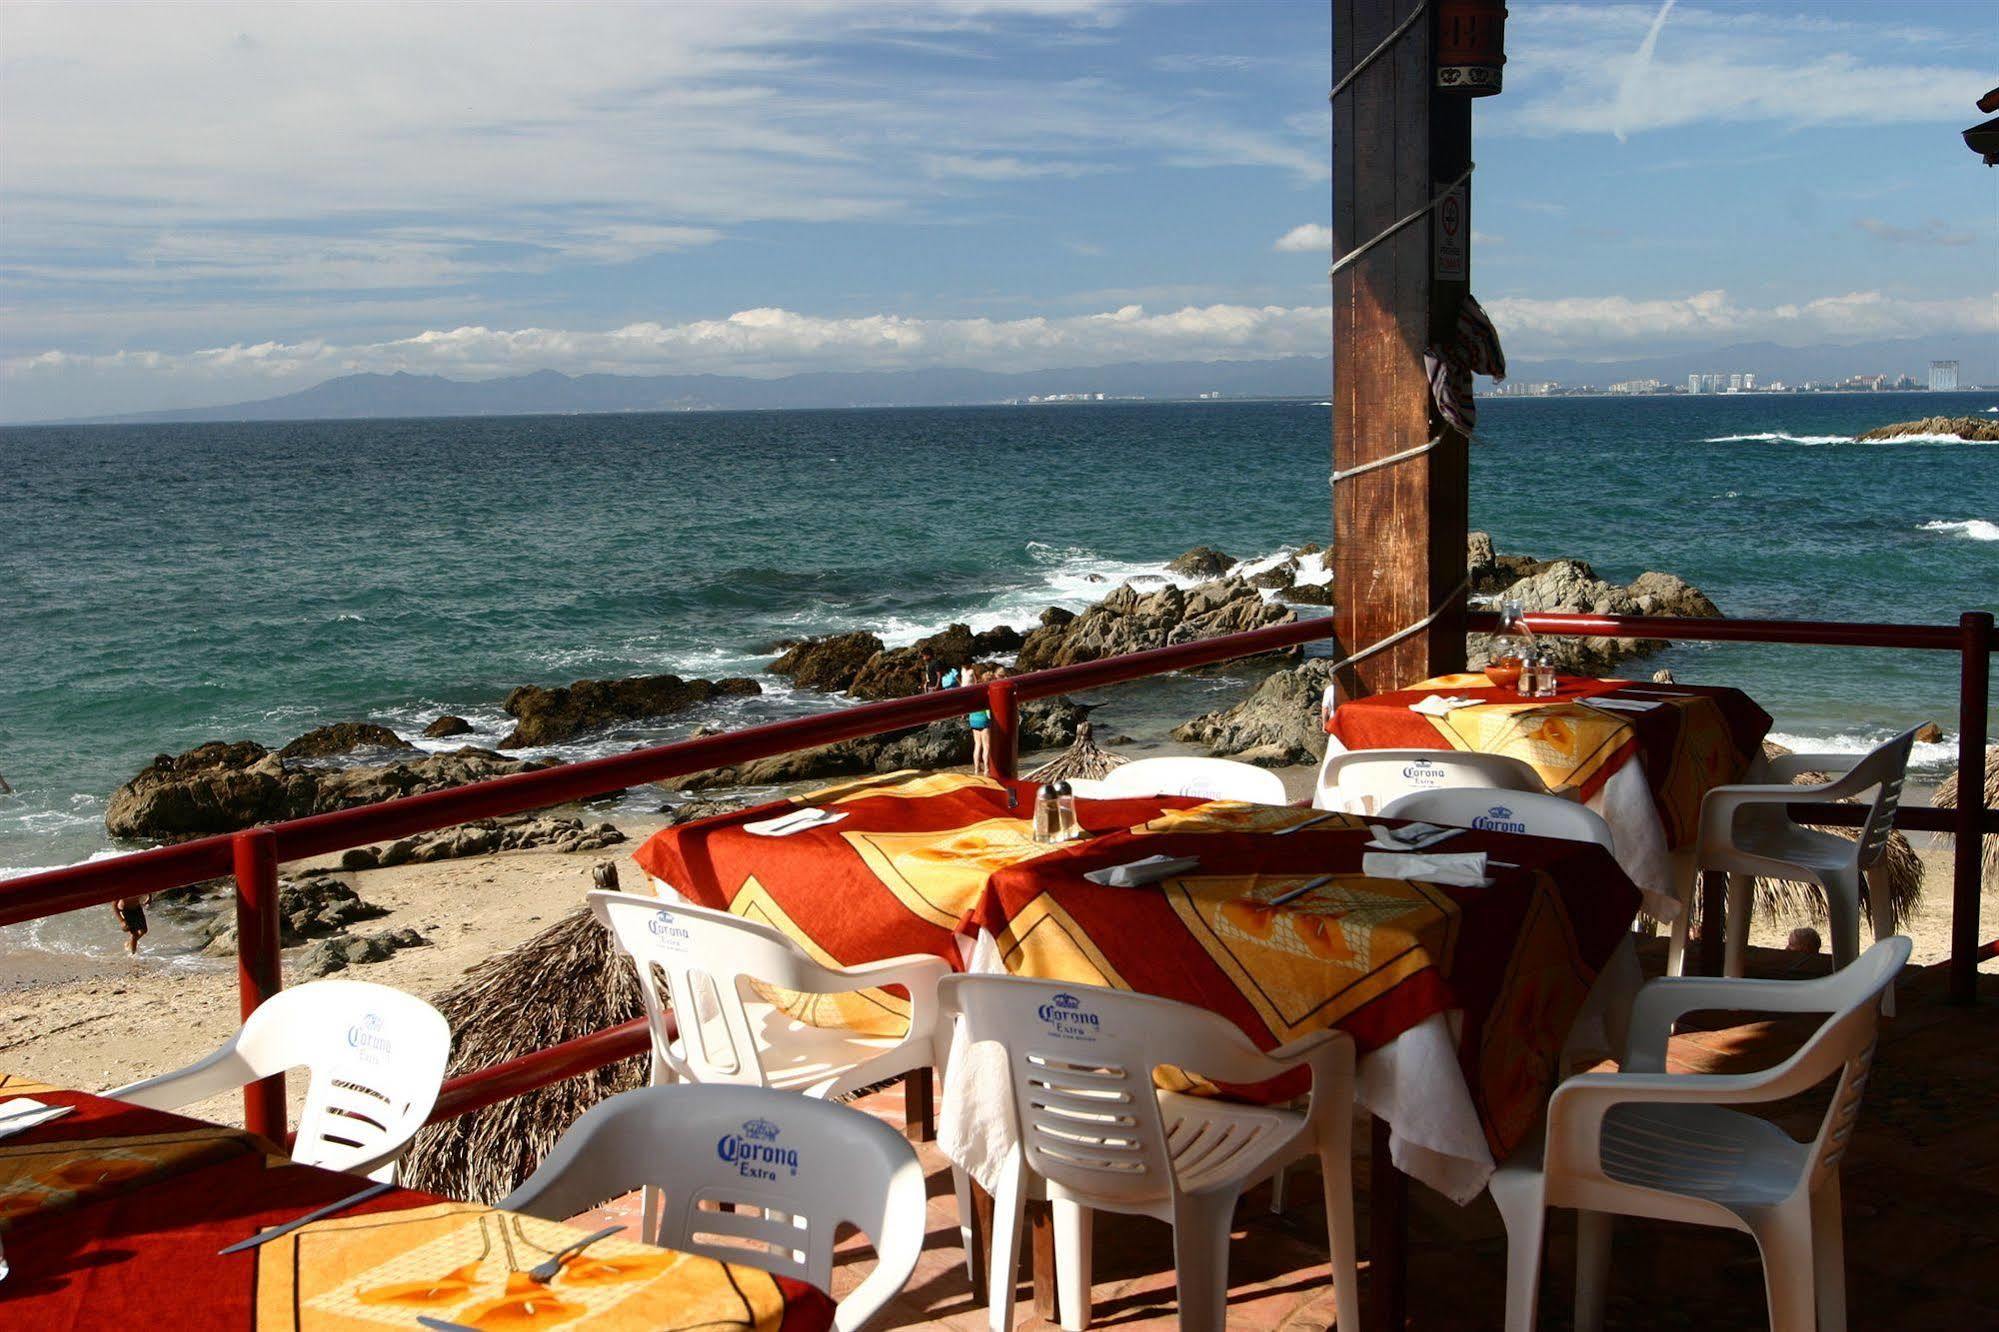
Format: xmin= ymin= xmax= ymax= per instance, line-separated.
xmin=1666 ymin=875 xmax=1693 ymax=977
xmin=1169 ymin=1191 xmax=1241 ymax=1332
xmin=988 ymin=1154 xmax=1030 ymax=1332
xmin=1723 ymin=873 xmax=1755 ymax=977
xmin=1319 ymin=1147 xmax=1361 ymax=1331
xmin=1487 ymin=1176 xmax=1546 ymax=1332
xmin=1752 ymin=1209 xmax=1819 ymax=1332
xmin=1811 ymin=1178 xmax=1847 ymax=1332
xmin=1573 ymin=1210 xmax=1613 ymax=1332
xmin=1052 ymin=1198 xmax=1094 ymax=1331
xmin=1864 ymin=864 xmax=1896 ymax=1017
xmin=1269 ymin=1162 xmax=1288 ymax=1213
xmin=953 ymin=1166 xmax=979 ymax=1285
xmin=1824 ymin=869 xmax=1861 ymax=971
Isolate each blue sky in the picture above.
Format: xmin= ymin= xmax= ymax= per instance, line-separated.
xmin=1 ymin=0 xmax=1992 ymax=419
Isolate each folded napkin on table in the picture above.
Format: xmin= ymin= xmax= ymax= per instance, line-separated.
xmin=0 ymin=1097 xmax=72 ymax=1139
xmin=1084 ymin=855 xmax=1200 ymax=887
xmin=745 ymin=807 xmax=849 ymax=836
xmin=1362 ymin=850 xmax=1492 ymax=887
xmin=1587 ymin=696 xmax=1665 ymax=713
xmin=1409 ymin=695 xmax=1481 ymax=716
xmin=1364 ymin=821 xmax=1460 ymax=851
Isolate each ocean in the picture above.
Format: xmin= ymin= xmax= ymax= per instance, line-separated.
xmin=2 ymin=390 xmax=1994 ymax=900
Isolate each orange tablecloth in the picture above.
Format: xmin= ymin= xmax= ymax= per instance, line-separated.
xmin=0 ymin=1073 xmax=835 ymax=1330
xmin=966 ymin=803 xmax=1640 ymax=1159
xmin=1328 ymin=674 xmax=1772 ymax=847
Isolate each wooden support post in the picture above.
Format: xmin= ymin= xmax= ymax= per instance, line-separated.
xmin=1030 ymin=1200 xmax=1058 ymax=1320
xmin=903 ymin=1067 xmax=935 ymax=1143
xmin=1949 ymin=610 xmax=1993 ymax=1006
xmin=1698 ymin=869 xmax=1727 ymax=977
xmin=987 ymin=678 xmax=1019 ymax=782
xmin=1332 ymin=0 xmax=1472 ymax=703
xmin=233 ymin=827 xmax=287 ymax=1141
xmin=1366 ymin=1116 xmax=1408 ymax=1332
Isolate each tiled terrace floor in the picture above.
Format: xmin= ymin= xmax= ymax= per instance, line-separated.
xmin=579 ymin=941 xmax=1999 ymax=1328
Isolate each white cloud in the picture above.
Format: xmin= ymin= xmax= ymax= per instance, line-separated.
xmin=0 ymin=301 xmax=1334 ymax=417
xmin=1485 ymin=287 xmax=1999 ymax=358
xmin=1274 ymin=223 xmax=1332 ymax=253
xmin=1492 ymin=3 xmax=1988 ymax=138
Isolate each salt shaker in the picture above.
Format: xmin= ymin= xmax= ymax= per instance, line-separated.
xmin=1054 ymin=780 xmax=1080 ymax=840
xmin=1531 ymin=653 xmax=1560 ymax=697
xmin=1032 ymin=784 xmax=1060 ymax=843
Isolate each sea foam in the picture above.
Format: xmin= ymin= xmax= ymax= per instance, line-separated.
xmin=1919 ymin=519 xmax=1999 ymax=542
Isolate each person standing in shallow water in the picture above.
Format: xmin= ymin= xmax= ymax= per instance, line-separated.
xmin=111 ymin=894 xmax=150 ymax=954
xmin=968 ymin=664 xmax=1000 ymax=775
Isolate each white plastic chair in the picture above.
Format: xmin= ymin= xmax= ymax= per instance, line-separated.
xmin=106 ymin=979 xmax=450 ymax=1180
xmin=590 ymin=889 xmax=948 ymax=1099
xmin=1692 ymin=729 xmax=1916 ymax=994
xmin=1090 ymin=756 xmax=1290 ymax=805
xmin=1314 ymin=747 xmax=1544 ymax=814
xmin=1487 ymin=935 xmax=1908 ymax=1332
xmin=937 ymin=974 xmax=1359 ymax=1332
xmin=1380 ymin=788 xmax=1616 ymax=854
xmin=499 ymin=1083 xmax=926 ymax=1332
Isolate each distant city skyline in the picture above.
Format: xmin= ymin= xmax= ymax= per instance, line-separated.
xmin=2 ymin=1 xmax=1994 ymax=421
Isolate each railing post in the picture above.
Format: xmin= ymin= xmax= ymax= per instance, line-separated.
xmin=233 ymin=827 xmax=287 ymax=1138
xmin=987 ymin=679 xmax=1019 ymax=781
xmin=1950 ymin=610 xmax=1993 ymax=1006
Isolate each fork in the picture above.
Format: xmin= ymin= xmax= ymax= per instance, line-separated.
xmin=528 ymin=1224 xmax=624 ymax=1282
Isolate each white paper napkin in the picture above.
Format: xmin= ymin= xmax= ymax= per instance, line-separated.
xmin=1084 ymin=855 xmax=1200 ymax=887
xmin=1364 ymin=822 xmax=1461 ymax=851
xmin=1362 ymin=850 xmax=1492 ymax=887
xmin=1409 ymin=695 xmax=1480 ymax=716
xmin=745 ymin=807 xmax=849 ymax=836
xmin=1587 ymin=696 xmax=1664 ymax=713
xmin=0 ymin=1098 xmax=72 ymax=1140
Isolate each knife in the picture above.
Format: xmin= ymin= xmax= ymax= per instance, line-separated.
xmin=218 ymin=1180 xmax=396 ymax=1255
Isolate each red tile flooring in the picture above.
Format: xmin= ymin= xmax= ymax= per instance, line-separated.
xmin=575 ymin=941 xmax=1999 ymax=1328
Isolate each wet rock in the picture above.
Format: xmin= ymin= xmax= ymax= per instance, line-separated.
xmin=200 ymin=876 xmax=389 ymax=955
xmin=278 ymin=722 xmax=416 ymax=760
xmin=1465 ymin=554 xmax=1723 ymax=675
xmin=663 ymin=697 xmax=1089 ymax=792
xmin=499 ymin=674 xmax=761 ymax=748
xmin=1173 ymin=659 xmax=1334 ymax=766
xmin=1013 ymin=577 xmax=1293 ymax=673
xmin=340 ymin=815 xmax=625 ymax=869
xmin=659 ymin=796 xmax=751 ymax=824
xmin=1283 ymin=582 xmax=1334 ymax=607
xmin=768 ymin=631 xmax=885 ymax=693
xmin=1914 ymin=722 xmax=1944 ymax=744
xmin=422 ymin=715 xmax=474 ymax=739
xmin=1856 ymin=415 xmax=1999 ymax=443
xmin=1166 ymin=546 xmax=1234 ymax=579
xmin=1247 ymin=560 xmax=1297 ymax=590
xmin=107 ymin=743 xmax=556 ymax=842
xmin=845 ymin=623 xmax=1026 ymax=700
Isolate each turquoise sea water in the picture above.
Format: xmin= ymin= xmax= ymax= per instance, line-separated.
xmin=1 ymin=391 xmax=1994 ymax=884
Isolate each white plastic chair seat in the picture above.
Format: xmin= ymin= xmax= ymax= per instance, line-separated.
xmin=1596 ymin=1103 xmax=1810 ymax=1208
xmin=673 ymin=999 xmax=910 ymax=1098
xmin=1093 ymin=756 xmax=1290 ymax=805
xmin=1711 ymin=804 xmax=1857 ymax=876
xmin=1157 ymin=1089 xmax=1303 ymax=1194
xmin=1314 ymin=747 xmax=1545 ymax=815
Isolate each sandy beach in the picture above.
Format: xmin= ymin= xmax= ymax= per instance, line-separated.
xmin=4 ymin=757 xmax=1991 ymax=1134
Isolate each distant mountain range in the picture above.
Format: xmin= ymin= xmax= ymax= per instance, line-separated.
xmin=47 ymin=335 xmax=1991 ymax=425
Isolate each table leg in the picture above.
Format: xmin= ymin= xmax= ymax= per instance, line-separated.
xmin=1367 ymin=1117 xmax=1407 ymax=1332
xmin=904 ymin=1067 xmax=935 ymax=1142
xmin=1698 ymin=869 xmax=1727 ymax=976
xmin=965 ymin=1179 xmax=994 ymax=1294
xmin=1031 ymin=1200 xmax=1058 ymax=1320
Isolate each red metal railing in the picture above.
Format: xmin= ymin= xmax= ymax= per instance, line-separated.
xmin=1 ymin=608 xmax=1990 ymax=1140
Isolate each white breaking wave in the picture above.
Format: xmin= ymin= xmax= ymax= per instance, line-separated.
xmin=1707 ymin=431 xmax=1989 ymax=447
xmin=1765 ymin=730 xmax=1957 ymax=774
xmin=1919 ymin=519 xmax=1999 ymax=542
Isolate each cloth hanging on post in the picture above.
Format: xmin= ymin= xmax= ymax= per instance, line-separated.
xmin=1424 ymin=294 xmax=1505 ymax=436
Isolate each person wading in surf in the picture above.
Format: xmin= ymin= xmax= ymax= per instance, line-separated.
xmin=111 ymin=894 xmax=151 ymax=955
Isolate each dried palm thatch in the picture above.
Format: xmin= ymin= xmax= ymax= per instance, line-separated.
xmin=1934 ymin=743 xmax=1999 ymax=890
xmin=398 ymin=904 xmax=645 ymax=1203
xmin=1025 ymin=720 xmax=1129 ymax=783
xmin=1728 ymin=739 xmax=1924 ymax=932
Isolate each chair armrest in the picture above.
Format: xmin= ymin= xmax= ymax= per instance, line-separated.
xmin=1544 ymin=1068 xmax=1785 ymax=1175
xmin=813 ymin=953 xmax=953 ymax=1040
xmin=1621 ymin=973 xmax=1840 ymax=1071
xmin=1761 ymin=752 xmax=1858 ymax=783
xmin=1696 ymin=776 xmax=1849 ymax=849
xmin=103 ymin=1044 xmax=255 ymax=1111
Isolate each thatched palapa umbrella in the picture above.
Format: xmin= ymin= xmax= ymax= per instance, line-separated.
xmin=1934 ymin=742 xmax=1999 ymax=890
xmin=398 ymin=881 xmax=644 ymax=1203
xmin=1025 ymin=720 xmax=1129 ymax=783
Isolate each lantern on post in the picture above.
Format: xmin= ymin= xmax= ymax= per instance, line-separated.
xmin=1436 ymin=0 xmax=1507 ymax=97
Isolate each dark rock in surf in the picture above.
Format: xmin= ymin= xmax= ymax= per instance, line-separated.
xmin=278 ymin=722 xmax=416 ymax=760
xmin=423 ymin=715 xmax=475 ymax=739
xmin=499 ymin=674 xmax=760 ymax=748
xmin=1166 ymin=546 xmax=1235 ymax=579
xmin=768 ymin=632 xmax=885 ymax=693
xmin=1013 ymin=577 xmax=1293 ymax=673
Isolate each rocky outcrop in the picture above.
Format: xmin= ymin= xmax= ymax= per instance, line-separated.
xmin=1014 ymin=578 xmax=1294 ymax=672
xmin=769 ymin=632 xmax=885 ymax=693
xmin=106 ymin=742 xmax=556 ymax=842
xmin=1467 ymin=530 xmax=1560 ymax=596
xmin=848 ymin=624 xmax=1024 ymax=700
xmin=500 ymin=674 xmax=760 ymax=748
xmin=277 ymin=722 xmax=416 ymax=760
xmin=1173 ymin=658 xmax=1334 ymax=767
xmin=660 ymin=796 xmax=751 ymax=824
xmin=663 ymin=697 xmax=1089 ymax=793
xmin=1856 ymin=415 xmax=1999 ymax=443
xmin=1247 ymin=560 xmax=1297 ymax=591
xmin=338 ymin=815 xmax=626 ymax=871
xmin=1166 ymin=545 xmax=1234 ymax=578
xmin=297 ymin=927 xmax=430 ymax=978
xmin=200 ymin=876 xmax=389 ymax=955
xmin=422 ymin=715 xmax=474 ymax=739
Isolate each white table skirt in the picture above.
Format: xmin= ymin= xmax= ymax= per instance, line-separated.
xmin=937 ymin=930 xmax=1640 ymax=1207
xmin=1321 ymin=737 xmax=1681 ymax=921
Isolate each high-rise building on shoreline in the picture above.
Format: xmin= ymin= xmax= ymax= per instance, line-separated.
xmin=1930 ymin=360 xmax=1960 ymax=391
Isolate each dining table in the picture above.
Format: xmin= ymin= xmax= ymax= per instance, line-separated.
xmin=0 ymin=1071 xmax=836 ymax=1330
xmin=1324 ymin=672 xmax=1773 ymax=912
